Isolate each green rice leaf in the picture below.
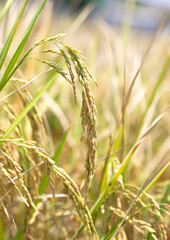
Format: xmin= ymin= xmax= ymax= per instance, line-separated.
xmin=0 ymin=217 xmax=4 ymax=240
xmin=160 ymin=182 xmax=170 ymax=214
xmin=134 ymin=53 xmax=170 ymax=142
xmin=92 ymin=141 xmax=142 ymax=216
xmin=140 ymin=161 xmax=170 ymax=198
xmin=113 ymin=124 xmax=123 ymax=152
xmin=100 ymin=156 xmax=114 ymax=194
xmin=13 ymin=228 xmax=23 ymax=240
xmin=100 ymin=125 xmax=123 ymax=193
xmin=0 ymin=0 xmax=28 ymax=70
xmin=38 ymin=174 xmax=48 ymax=195
xmin=0 ymin=0 xmax=47 ymax=92
xmin=0 ymin=72 xmax=57 ymax=143
xmin=101 ymin=220 xmax=121 ymax=240
xmin=124 ymin=15 xmax=167 ymax=111
xmin=53 ymin=126 xmax=71 ymax=164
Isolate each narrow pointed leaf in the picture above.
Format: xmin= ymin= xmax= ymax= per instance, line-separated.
xmin=124 ymin=15 xmax=167 ymax=110
xmin=0 ymin=0 xmax=47 ymax=91
xmin=140 ymin=161 xmax=170 ymax=198
xmin=38 ymin=174 xmax=48 ymax=195
xmin=100 ymin=125 xmax=123 ymax=193
xmin=53 ymin=126 xmax=71 ymax=164
xmin=160 ymin=182 xmax=170 ymax=214
xmin=92 ymin=141 xmax=142 ymax=217
xmin=0 ymin=72 xmax=57 ymax=143
xmin=0 ymin=0 xmax=28 ymax=69
xmin=134 ymin=54 xmax=170 ymax=142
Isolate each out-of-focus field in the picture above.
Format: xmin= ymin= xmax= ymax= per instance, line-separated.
xmin=0 ymin=1 xmax=169 ymax=239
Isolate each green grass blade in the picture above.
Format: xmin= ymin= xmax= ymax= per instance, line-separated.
xmin=100 ymin=124 xmax=123 ymax=193
xmin=113 ymin=124 xmax=123 ymax=152
xmin=160 ymin=182 xmax=170 ymax=214
xmin=53 ymin=126 xmax=71 ymax=164
xmin=144 ymin=162 xmax=170 ymax=240
xmin=145 ymin=164 xmax=170 ymax=240
xmin=124 ymin=15 xmax=167 ymax=112
xmin=146 ymin=233 xmax=152 ymax=240
xmin=0 ymin=0 xmax=13 ymax=22
xmin=0 ymin=217 xmax=4 ymax=240
xmin=0 ymin=0 xmax=28 ymax=70
xmin=0 ymin=72 xmax=57 ymax=143
xmin=92 ymin=141 xmax=142 ymax=216
xmin=140 ymin=161 xmax=170 ymax=198
xmin=13 ymin=228 xmax=23 ymax=240
xmin=0 ymin=0 xmax=47 ymax=92
xmin=100 ymin=156 xmax=114 ymax=194
xmin=38 ymin=174 xmax=48 ymax=195
xmin=101 ymin=220 xmax=121 ymax=240
xmin=134 ymin=54 xmax=170 ymax=142
xmin=147 ymin=54 xmax=170 ymax=113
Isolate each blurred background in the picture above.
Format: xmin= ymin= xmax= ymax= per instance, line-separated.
xmin=55 ymin=0 xmax=170 ymax=31
xmin=0 ymin=0 xmax=170 ymax=32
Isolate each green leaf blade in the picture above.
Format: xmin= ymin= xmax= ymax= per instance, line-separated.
xmin=0 ymin=72 xmax=57 ymax=143
xmin=0 ymin=0 xmax=47 ymax=92
xmin=0 ymin=0 xmax=28 ymax=70
xmin=53 ymin=127 xmax=71 ymax=164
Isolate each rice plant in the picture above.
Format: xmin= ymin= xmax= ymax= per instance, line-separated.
xmin=0 ymin=1 xmax=169 ymax=239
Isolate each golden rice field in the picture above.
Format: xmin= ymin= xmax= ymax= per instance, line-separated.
xmin=0 ymin=1 xmax=169 ymax=239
